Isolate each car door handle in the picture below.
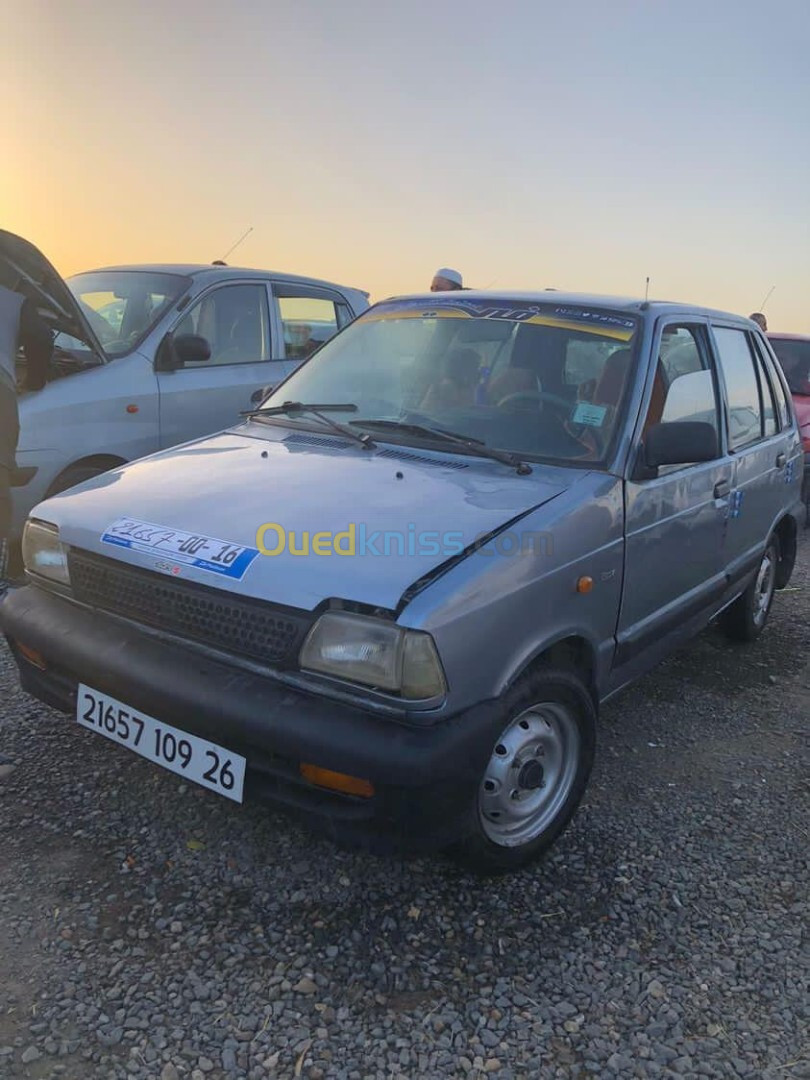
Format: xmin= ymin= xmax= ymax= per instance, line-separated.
xmin=775 ymin=452 xmax=786 ymax=469
xmin=714 ymin=478 xmax=731 ymax=499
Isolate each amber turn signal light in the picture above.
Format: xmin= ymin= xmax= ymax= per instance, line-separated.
xmin=299 ymin=763 xmax=374 ymax=798
xmin=17 ymin=642 xmax=46 ymax=669
xmin=576 ymin=576 xmax=594 ymax=594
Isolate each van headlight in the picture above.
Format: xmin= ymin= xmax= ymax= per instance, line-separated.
xmin=22 ymin=520 xmax=70 ymax=586
xmin=300 ymin=613 xmax=446 ymax=699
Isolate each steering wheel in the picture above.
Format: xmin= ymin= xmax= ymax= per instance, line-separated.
xmin=496 ymin=390 xmax=572 ymax=414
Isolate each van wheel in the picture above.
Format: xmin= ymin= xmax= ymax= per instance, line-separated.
xmin=720 ymin=537 xmax=779 ymax=643
xmin=47 ymin=463 xmax=112 ymax=498
xmin=452 ymin=667 xmax=596 ymax=876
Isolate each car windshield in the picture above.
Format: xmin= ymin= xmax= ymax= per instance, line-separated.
xmin=770 ymin=338 xmax=810 ymax=395
xmin=259 ymin=297 xmax=641 ymax=465
xmin=58 ymin=270 xmax=192 ymax=357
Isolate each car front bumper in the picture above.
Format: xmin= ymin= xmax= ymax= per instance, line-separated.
xmin=1 ymin=585 xmax=500 ymax=852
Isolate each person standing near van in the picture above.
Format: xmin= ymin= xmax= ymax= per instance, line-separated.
xmin=0 ymin=284 xmax=52 ymax=584
xmin=431 ymin=268 xmax=463 ymax=292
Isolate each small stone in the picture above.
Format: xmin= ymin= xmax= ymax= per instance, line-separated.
xmin=161 ymin=1066 xmax=180 ymax=1080
xmin=293 ymin=977 xmax=318 ymax=994
xmin=706 ymin=1023 xmax=722 ymax=1037
xmin=22 ymin=1047 xmax=43 ymax=1064
xmin=197 ymin=1057 xmax=215 ymax=1073
xmin=0 ymin=763 xmax=15 ymax=781
xmin=170 ymin=922 xmax=183 ymax=934
xmin=647 ymin=979 xmax=665 ymax=999
xmin=564 ymin=1020 xmax=580 ymax=1034
xmin=485 ymin=1060 xmax=502 ymax=1073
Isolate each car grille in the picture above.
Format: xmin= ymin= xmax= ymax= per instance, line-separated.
xmin=68 ymin=549 xmax=310 ymax=667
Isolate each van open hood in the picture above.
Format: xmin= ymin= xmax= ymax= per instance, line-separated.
xmin=0 ymin=230 xmax=105 ymax=359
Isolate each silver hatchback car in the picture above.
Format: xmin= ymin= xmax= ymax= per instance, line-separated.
xmin=2 ymin=230 xmax=369 ymax=538
xmin=3 ymin=291 xmax=803 ymax=873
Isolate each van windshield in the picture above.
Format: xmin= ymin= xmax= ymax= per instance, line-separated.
xmin=58 ymin=270 xmax=191 ymax=357
xmin=259 ymin=297 xmax=641 ymax=465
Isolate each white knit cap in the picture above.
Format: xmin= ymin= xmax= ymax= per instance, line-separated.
xmin=434 ymin=267 xmax=462 ymax=287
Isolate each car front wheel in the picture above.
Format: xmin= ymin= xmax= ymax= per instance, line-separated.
xmin=453 ymin=666 xmax=596 ymax=875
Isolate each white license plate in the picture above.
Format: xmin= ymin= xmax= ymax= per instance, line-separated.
xmin=76 ymin=685 xmax=246 ymax=803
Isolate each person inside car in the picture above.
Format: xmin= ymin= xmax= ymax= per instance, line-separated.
xmin=750 ymin=312 xmax=768 ymax=331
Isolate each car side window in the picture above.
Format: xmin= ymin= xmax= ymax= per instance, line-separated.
xmin=275 ymin=291 xmax=345 ymax=362
xmin=643 ymin=325 xmax=719 ymax=436
xmin=748 ymin=334 xmax=778 ymax=437
xmin=173 ymin=284 xmax=271 ymax=367
xmin=712 ymin=327 xmax=766 ymax=450
xmin=754 ymin=336 xmax=791 ymax=429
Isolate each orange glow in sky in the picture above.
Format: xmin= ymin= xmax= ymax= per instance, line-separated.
xmin=4 ymin=0 xmax=809 ymax=330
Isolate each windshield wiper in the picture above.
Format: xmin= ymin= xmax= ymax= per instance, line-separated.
xmin=242 ymin=401 xmax=376 ymax=450
xmin=350 ymin=419 xmax=532 ymax=475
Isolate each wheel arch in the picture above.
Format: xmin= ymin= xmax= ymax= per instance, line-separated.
xmin=772 ymin=513 xmax=797 ymax=589
xmin=504 ymin=633 xmax=599 ymax=709
xmin=45 ymin=454 xmax=129 ymax=498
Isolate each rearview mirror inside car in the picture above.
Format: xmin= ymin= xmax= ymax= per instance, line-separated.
xmin=644 ymin=421 xmax=718 ymax=470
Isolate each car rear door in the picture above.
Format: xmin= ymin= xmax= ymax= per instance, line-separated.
xmin=615 ymin=320 xmax=732 ymax=672
xmin=709 ymin=324 xmax=792 ymax=587
xmin=155 ymin=280 xmax=277 ymax=448
xmin=267 ymin=282 xmax=357 ymax=396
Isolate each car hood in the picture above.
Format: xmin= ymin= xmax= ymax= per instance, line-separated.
xmin=0 ymin=230 xmax=105 ymax=358
xmin=39 ymin=423 xmax=580 ymax=612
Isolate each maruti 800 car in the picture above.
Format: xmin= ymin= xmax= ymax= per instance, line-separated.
xmin=2 ymin=293 xmax=803 ymax=873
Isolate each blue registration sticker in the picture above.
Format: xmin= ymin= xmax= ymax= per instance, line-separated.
xmin=100 ymin=518 xmax=260 ymax=580
xmin=571 ymin=402 xmax=608 ymax=427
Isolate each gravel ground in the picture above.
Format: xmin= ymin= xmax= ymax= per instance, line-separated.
xmin=1 ymin=535 xmax=808 ymax=1080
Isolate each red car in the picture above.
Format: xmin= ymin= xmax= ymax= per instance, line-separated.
xmin=768 ymin=333 xmax=810 ymax=519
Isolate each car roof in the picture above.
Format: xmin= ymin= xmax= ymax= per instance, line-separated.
xmin=767 ymin=332 xmax=810 ymax=342
xmin=68 ymin=263 xmax=367 ymax=295
xmin=378 ymin=290 xmax=755 ymax=324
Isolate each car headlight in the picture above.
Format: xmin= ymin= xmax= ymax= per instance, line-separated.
xmin=22 ymin=519 xmax=70 ymax=586
xmin=300 ymin=612 xmax=446 ymax=699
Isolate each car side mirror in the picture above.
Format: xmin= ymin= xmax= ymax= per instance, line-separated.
xmin=173 ymin=334 xmax=211 ymax=365
xmin=251 ymin=385 xmax=274 ymax=405
xmin=155 ymin=332 xmax=212 ymax=371
xmin=155 ymin=330 xmax=212 ymax=373
xmin=644 ymin=421 xmax=718 ymax=470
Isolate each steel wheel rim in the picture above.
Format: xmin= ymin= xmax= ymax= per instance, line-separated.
xmin=478 ymin=702 xmax=580 ymax=848
xmin=753 ymin=547 xmax=776 ymax=627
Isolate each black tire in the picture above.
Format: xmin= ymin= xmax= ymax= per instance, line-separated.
xmin=452 ymin=666 xmax=596 ymax=876
xmin=46 ymin=463 xmax=112 ymax=498
xmin=720 ymin=536 xmax=779 ymax=643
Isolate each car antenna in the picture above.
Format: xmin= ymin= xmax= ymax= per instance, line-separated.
xmin=759 ymin=284 xmax=776 ymax=310
xmin=644 ymin=276 xmax=650 ymax=301
xmin=216 ymin=225 xmax=253 ymax=265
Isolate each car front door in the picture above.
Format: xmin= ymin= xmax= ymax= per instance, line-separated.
xmin=155 ymin=281 xmax=276 ymax=449
xmin=709 ymin=324 xmax=791 ymax=587
xmin=615 ymin=321 xmax=732 ymax=673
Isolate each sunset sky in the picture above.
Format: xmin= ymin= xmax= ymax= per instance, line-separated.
xmin=4 ymin=0 xmax=809 ymax=330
